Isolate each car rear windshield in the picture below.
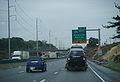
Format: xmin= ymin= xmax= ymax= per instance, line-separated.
xmin=69 ymin=51 xmax=85 ymax=56
xmin=12 ymin=55 xmax=20 ymax=57
xmin=71 ymin=46 xmax=83 ymax=49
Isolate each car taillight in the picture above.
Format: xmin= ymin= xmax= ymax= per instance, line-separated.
xmin=67 ymin=58 xmax=70 ymax=60
xmin=83 ymin=57 xmax=86 ymax=60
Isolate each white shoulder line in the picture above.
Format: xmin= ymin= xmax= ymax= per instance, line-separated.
xmin=88 ymin=65 xmax=106 ymax=82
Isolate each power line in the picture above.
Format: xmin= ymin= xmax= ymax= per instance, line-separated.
xmin=16 ymin=19 xmax=34 ymax=35
xmin=15 ymin=1 xmax=34 ymax=22
xmin=14 ymin=1 xmax=36 ymax=38
xmin=16 ymin=11 xmax=34 ymax=29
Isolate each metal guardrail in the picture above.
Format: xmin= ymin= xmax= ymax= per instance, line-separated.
xmin=0 ymin=59 xmax=27 ymax=64
xmin=86 ymin=56 xmax=108 ymax=65
xmin=0 ymin=57 xmax=67 ymax=64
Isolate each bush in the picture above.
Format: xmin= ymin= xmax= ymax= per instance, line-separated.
xmin=114 ymin=54 xmax=120 ymax=63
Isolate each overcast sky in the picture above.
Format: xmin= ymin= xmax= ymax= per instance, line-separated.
xmin=0 ymin=0 xmax=120 ymax=48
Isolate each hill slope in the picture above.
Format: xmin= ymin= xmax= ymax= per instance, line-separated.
xmin=98 ymin=44 xmax=120 ymax=71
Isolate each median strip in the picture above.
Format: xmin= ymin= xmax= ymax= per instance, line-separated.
xmin=88 ymin=65 xmax=106 ymax=82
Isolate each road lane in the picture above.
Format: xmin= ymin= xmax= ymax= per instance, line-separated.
xmin=0 ymin=58 xmax=120 ymax=82
xmin=0 ymin=59 xmax=66 ymax=82
xmin=88 ymin=60 xmax=120 ymax=82
xmin=47 ymin=67 xmax=102 ymax=82
xmin=88 ymin=64 xmax=105 ymax=82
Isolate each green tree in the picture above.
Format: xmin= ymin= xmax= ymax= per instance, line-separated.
xmin=0 ymin=37 xmax=58 ymax=52
xmin=87 ymin=37 xmax=99 ymax=47
xmin=102 ymin=3 xmax=120 ymax=39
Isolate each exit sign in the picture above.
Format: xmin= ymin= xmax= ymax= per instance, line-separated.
xmin=72 ymin=27 xmax=87 ymax=44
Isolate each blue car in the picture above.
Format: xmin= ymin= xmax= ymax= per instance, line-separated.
xmin=26 ymin=56 xmax=47 ymax=72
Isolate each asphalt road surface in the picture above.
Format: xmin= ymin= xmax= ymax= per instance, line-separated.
xmin=0 ymin=59 xmax=120 ymax=82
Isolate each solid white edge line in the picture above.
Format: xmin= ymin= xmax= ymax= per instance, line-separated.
xmin=88 ymin=65 xmax=106 ymax=82
xmin=33 ymin=80 xmax=36 ymax=82
xmin=19 ymin=71 xmax=24 ymax=73
xmin=40 ymin=79 xmax=46 ymax=82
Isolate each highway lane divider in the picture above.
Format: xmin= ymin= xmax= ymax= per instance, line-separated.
xmin=0 ymin=59 xmax=27 ymax=64
xmin=0 ymin=57 xmax=66 ymax=64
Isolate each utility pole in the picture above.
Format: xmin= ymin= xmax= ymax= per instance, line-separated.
xmin=8 ymin=0 xmax=11 ymax=59
xmin=59 ymin=40 xmax=61 ymax=50
xmin=36 ymin=18 xmax=38 ymax=56
xmin=98 ymin=29 xmax=101 ymax=48
xmin=55 ymin=37 xmax=57 ymax=48
xmin=49 ymin=30 xmax=51 ymax=51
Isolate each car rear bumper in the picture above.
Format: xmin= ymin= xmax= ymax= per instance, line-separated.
xmin=26 ymin=65 xmax=45 ymax=70
xmin=66 ymin=61 xmax=87 ymax=70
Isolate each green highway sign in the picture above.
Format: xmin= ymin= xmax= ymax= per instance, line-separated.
xmin=72 ymin=27 xmax=87 ymax=44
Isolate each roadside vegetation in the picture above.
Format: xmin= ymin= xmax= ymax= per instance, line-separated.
xmin=100 ymin=2 xmax=120 ymax=71
xmin=86 ymin=41 xmax=120 ymax=71
xmin=0 ymin=37 xmax=58 ymax=59
xmin=104 ymin=61 xmax=120 ymax=72
xmin=85 ymin=3 xmax=120 ymax=71
xmin=98 ymin=43 xmax=120 ymax=71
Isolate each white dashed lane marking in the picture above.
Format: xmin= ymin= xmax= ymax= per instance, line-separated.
xmin=18 ymin=71 xmax=25 ymax=73
xmin=33 ymin=80 xmax=37 ymax=82
xmin=40 ymin=79 xmax=46 ymax=82
xmin=54 ymin=72 xmax=58 ymax=74
xmin=18 ymin=66 xmax=22 ymax=69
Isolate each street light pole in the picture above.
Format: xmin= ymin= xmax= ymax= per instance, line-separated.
xmin=36 ymin=18 xmax=38 ymax=56
xmin=8 ymin=0 xmax=11 ymax=59
xmin=98 ymin=29 xmax=101 ymax=48
xmin=49 ymin=30 xmax=51 ymax=51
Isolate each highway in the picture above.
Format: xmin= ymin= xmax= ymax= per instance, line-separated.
xmin=0 ymin=58 xmax=120 ymax=82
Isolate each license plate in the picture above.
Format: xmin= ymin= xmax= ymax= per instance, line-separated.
xmin=75 ymin=66 xmax=79 ymax=68
xmin=30 ymin=67 xmax=35 ymax=70
xmin=31 ymin=61 xmax=38 ymax=63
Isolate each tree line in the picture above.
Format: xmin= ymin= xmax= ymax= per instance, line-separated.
xmin=0 ymin=37 xmax=58 ymax=53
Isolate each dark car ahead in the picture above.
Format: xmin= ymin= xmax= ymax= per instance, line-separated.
xmin=26 ymin=56 xmax=47 ymax=72
xmin=65 ymin=48 xmax=87 ymax=71
xmin=71 ymin=45 xmax=83 ymax=49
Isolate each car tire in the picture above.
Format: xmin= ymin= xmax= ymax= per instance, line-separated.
xmin=82 ymin=67 xmax=87 ymax=71
xmin=42 ymin=69 xmax=44 ymax=72
xmin=66 ymin=68 xmax=69 ymax=71
xmin=42 ymin=67 xmax=46 ymax=72
xmin=66 ymin=67 xmax=71 ymax=71
xmin=65 ymin=64 xmax=70 ymax=71
xmin=26 ymin=68 xmax=30 ymax=72
xmin=44 ymin=67 xmax=47 ymax=71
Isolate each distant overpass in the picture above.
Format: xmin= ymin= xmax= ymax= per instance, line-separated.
xmin=28 ymin=49 xmax=69 ymax=56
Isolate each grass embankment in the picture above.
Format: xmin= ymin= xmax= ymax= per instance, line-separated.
xmin=98 ymin=44 xmax=120 ymax=72
xmin=104 ymin=61 xmax=120 ymax=72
